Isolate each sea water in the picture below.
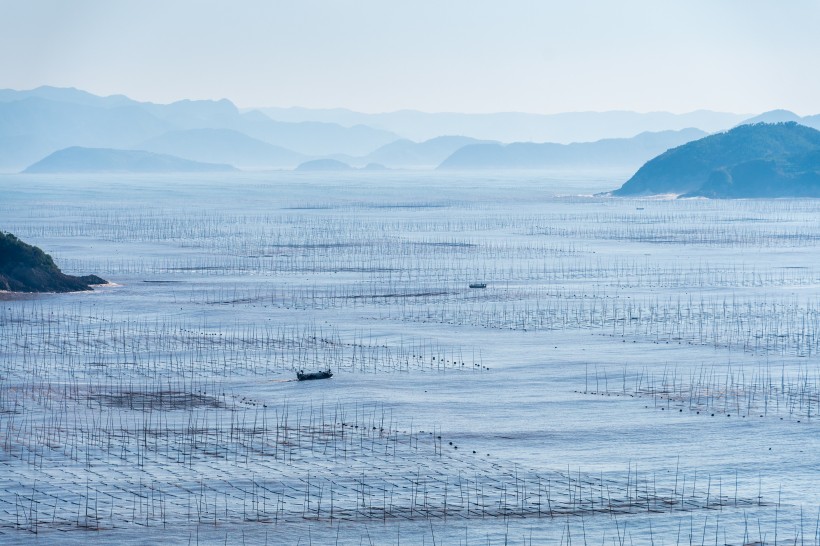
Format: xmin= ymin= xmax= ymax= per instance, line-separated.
xmin=1 ymin=170 xmax=818 ymax=544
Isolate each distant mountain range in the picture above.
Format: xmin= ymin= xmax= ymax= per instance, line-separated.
xmin=256 ymin=107 xmax=748 ymax=144
xmin=0 ymin=86 xmax=398 ymax=171
xmin=24 ymin=147 xmax=235 ymax=173
xmin=358 ymin=136 xmax=490 ymax=168
xmin=438 ymin=129 xmax=707 ymax=170
xmin=5 ymin=86 xmax=820 ymax=176
xmin=612 ymin=123 xmax=820 ymax=198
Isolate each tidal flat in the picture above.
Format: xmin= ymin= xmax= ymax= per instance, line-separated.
xmin=2 ymin=170 xmax=820 ymax=544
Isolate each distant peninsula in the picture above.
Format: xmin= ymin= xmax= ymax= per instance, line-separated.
xmin=24 ymin=147 xmax=237 ymax=173
xmin=612 ymin=123 xmax=820 ymax=197
xmin=0 ymin=232 xmax=106 ymax=293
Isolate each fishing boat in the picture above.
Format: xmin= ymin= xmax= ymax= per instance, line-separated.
xmin=469 ymin=283 xmax=487 ymax=289
xmin=296 ymin=369 xmax=333 ymax=381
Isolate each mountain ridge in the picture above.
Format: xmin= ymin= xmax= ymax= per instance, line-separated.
xmin=256 ymin=107 xmax=748 ymax=143
xmin=0 ymin=86 xmax=399 ymax=170
xmin=138 ymin=128 xmax=305 ymax=169
xmin=437 ymin=129 xmax=707 ymax=170
xmin=612 ymin=122 xmax=820 ymax=198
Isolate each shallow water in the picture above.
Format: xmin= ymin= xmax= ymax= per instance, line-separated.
xmin=1 ymin=170 xmax=820 ymax=544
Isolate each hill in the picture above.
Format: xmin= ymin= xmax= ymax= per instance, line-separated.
xmin=0 ymin=232 xmax=106 ymax=293
xmin=437 ymin=129 xmax=706 ymax=170
xmin=735 ymin=109 xmax=820 ymax=131
xmin=737 ymin=109 xmax=803 ymax=126
xmin=137 ymin=99 xmax=397 ymax=155
xmin=0 ymin=97 xmax=172 ymax=170
xmin=363 ymin=136 xmax=491 ymax=168
xmin=138 ymin=128 xmax=305 ymax=169
xmin=23 ymin=147 xmax=236 ymax=173
xmin=612 ymin=123 xmax=820 ymax=197
xmin=239 ymin=118 xmax=397 ymax=157
xmin=684 ymin=150 xmax=820 ymax=198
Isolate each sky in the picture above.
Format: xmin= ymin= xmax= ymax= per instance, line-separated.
xmin=1 ymin=0 xmax=819 ymax=115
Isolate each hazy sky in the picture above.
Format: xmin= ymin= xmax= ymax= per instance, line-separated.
xmin=1 ymin=0 xmax=819 ymax=114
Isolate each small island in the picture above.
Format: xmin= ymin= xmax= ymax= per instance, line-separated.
xmin=0 ymin=232 xmax=107 ymax=292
